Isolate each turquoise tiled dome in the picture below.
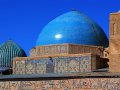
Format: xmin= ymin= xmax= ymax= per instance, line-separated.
xmin=0 ymin=40 xmax=26 ymax=71
xmin=36 ymin=11 xmax=109 ymax=47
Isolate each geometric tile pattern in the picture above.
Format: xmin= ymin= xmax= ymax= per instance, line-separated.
xmin=79 ymin=56 xmax=91 ymax=72
xmin=9 ymin=81 xmax=20 ymax=90
xmin=36 ymin=59 xmax=46 ymax=74
xmin=14 ymin=56 xmax=92 ymax=74
xmin=25 ymin=60 xmax=36 ymax=74
xmin=0 ymin=78 xmax=120 ymax=90
xmin=15 ymin=61 xmax=25 ymax=74
xmin=55 ymin=57 xmax=67 ymax=73
xmin=67 ymin=57 xmax=79 ymax=73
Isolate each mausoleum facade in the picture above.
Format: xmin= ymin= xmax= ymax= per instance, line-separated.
xmin=0 ymin=10 xmax=120 ymax=90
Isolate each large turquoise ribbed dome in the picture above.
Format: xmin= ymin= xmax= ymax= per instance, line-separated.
xmin=0 ymin=40 xmax=26 ymax=71
xmin=36 ymin=11 xmax=109 ymax=47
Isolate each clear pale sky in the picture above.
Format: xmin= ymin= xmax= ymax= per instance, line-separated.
xmin=0 ymin=0 xmax=120 ymax=55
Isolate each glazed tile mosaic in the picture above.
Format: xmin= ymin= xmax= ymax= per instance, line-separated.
xmin=14 ymin=55 xmax=92 ymax=74
xmin=0 ymin=78 xmax=120 ymax=90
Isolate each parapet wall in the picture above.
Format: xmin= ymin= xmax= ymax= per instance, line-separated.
xmin=13 ymin=54 xmax=96 ymax=74
xmin=0 ymin=77 xmax=120 ymax=90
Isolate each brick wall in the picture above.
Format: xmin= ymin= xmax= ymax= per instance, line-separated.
xmin=109 ymin=12 xmax=120 ymax=72
xmin=30 ymin=44 xmax=104 ymax=57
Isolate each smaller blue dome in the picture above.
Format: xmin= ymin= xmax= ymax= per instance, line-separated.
xmin=36 ymin=11 xmax=109 ymax=47
xmin=0 ymin=40 xmax=26 ymax=70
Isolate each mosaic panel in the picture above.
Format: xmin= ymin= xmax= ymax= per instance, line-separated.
xmin=79 ymin=56 xmax=91 ymax=72
xmin=60 ymin=79 xmax=73 ymax=89
xmin=99 ymin=78 xmax=108 ymax=89
xmin=25 ymin=60 xmax=36 ymax=74
xmin=20 ymin=81 xmax=36 ymax=90
xmin=10 ymin=81 xmax=20 ymax=90
xmin=43 ymin=80 xmax=54 ymax=89
xmin=52 ymin=80 xmax=61 ymax=89
xmin=15 ymin=61 xmax=25 ymax=74
xmin=109 ymin=78 xmax=120 ymax=90
xmin=67 ymin=57 xmax=79 ymax=73
xmin=36 ymin=59 xmax=46 ymax=74
xmin=0 ymin=78 xmax=120 ymax=90
xmin=35 ymin=81 xmax=42 ymax=90
xmin=80 ymin=78 xmax=92 ymax=89
xmin=0 ymin=81 xmax=9 ymax=90
xmin=90 ymin=78 xmax=99 ymax=89
xmin=55 ymin=57 xmax=67 ymax=73
xmin=14 ymin=55 xmax=92 ymax=74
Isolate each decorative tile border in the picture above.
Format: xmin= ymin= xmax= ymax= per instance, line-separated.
xmin=0 ymin=78 xmax=120 ymax=90
xmin=14 ymin=56 xmax=92 ymax=74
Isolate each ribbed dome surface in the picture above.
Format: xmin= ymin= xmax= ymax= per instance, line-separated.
xmin=36 ymin=11 xmax=109 ymax=47
xmin=0 ymin=40 xmax=26 ymax=70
